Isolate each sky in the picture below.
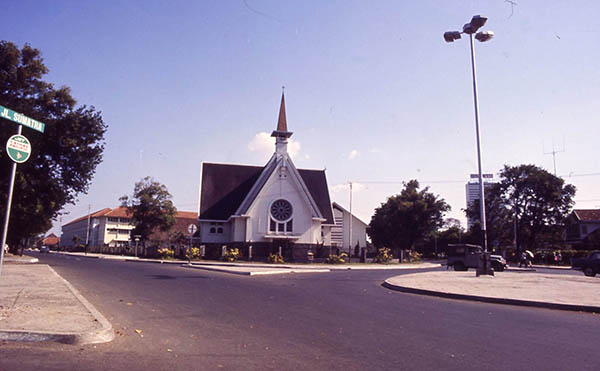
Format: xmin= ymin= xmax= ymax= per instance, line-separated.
xmin=2 ymin=0 xmax=599 ymax=236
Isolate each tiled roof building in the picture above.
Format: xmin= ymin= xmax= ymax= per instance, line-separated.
xmin=566 ymin=209 xmax=600 ymax=248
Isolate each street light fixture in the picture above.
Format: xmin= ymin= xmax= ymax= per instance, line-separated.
xmin=444 ymin=15 xmax=494 ymax=275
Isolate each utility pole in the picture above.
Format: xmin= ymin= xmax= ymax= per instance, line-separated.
xmin=348 ymin=181 xmax=353 ymax=260
xmin=85 ymin=204 xmax=91 ymax=255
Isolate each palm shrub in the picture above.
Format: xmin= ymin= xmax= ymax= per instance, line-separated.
xmin=406 ymin=250 xmax=422 ymax=263
xmin=326 ymin=252 xmax=348 ymax=264
xmin=223 ymin=247 xmax=241 ymax=262
xmin=268 ymin=253 xmax=284 ymax=264
xmin=157 ymin=248 xmax=174 ymax=259
xmin=374 ymin=248 xmax=393 ymax=263
xmin=186 ymin=247 xmax=200 ymax=260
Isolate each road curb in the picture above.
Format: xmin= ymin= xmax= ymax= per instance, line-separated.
xmin=382 ymin=280 xmax=600 ymax=314
xmin=0 ymin=266 xmax=114 ymax=345
xmin=3 ymin=257 xmax=39 ymax=264
xmin=182 ymin=263 xmax=330 ymax=276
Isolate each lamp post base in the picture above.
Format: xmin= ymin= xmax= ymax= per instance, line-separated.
xmin=476 ymin=252 xmax=495 ymax=276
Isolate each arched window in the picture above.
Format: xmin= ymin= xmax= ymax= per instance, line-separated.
xmin=209 ymin=227 xmax=216 ymax=234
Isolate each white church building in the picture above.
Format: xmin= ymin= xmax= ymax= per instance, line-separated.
xmin=198 ymin=93 xmax=359 ymax=261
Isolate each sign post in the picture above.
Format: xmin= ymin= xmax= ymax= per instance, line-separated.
xmin=187 ymin=224 xmax=197 ymax=264
xmin=0 ymin=106 xmax=45 ymax=277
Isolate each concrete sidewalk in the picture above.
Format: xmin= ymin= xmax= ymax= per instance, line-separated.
xmin=0 ymin=262 xmax=114 ymax=344
xmin=384 ymin=271 xmax=600 ymax=313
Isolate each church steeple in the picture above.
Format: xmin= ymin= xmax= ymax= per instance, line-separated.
xmin=276 ymin=92 xmax=287 ymax=132
xmin=271 ymin=89 xmax=293 ymax=156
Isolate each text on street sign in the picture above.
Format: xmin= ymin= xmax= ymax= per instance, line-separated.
xmin=0 ymin=105 xmax=45 ymax=133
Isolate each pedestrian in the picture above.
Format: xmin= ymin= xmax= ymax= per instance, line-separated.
xmin=519 ymin=251 xmax=527 ymax=267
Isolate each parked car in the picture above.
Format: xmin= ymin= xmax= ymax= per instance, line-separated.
xmin=447 ymin=244 xmax=507 ymax=272
xmin=571 ymin=251 xmax=600 ymax=277
xmin=40 ymin=245 xmax=50 ymax=253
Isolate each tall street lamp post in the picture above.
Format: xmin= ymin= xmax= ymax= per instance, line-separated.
xmin=445 ymin=15 xmax=494 ymax=275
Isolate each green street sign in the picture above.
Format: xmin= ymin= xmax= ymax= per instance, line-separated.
xmin=0 ymin=105 xmax=45 ymax=133
xmin=6 ymin=134 xmax=31 ymax=163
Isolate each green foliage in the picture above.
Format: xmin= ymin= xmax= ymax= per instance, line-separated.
xmin=186 ymin=247 xmax=200 ymax=260
xmin=120 ymin=177 xmax=177 ymax=244
xmin=0 ymin=41 xmax=107 ymax=245
xmin=405 ymin=250 xmax=422 ymax=263
xmin=368 ymin=180 xmax=450 ymax=252
xmin=466 ymin=164 xmax=576 ymax=251
xmin=268 ymin=253 xmax=284 ymax=264
xmin=222 ymin=247 xmax=241 ymax=262
xmin=326 ymin=252 xmax=348 ymax=264
xmin=157 ymin=248 xmax=174 ymax=259
xmin=374 ymin=248 xmax=393 ymax=263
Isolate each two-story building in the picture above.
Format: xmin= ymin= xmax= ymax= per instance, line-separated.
xmin=60 ymin=207 xmax=134 ymax=249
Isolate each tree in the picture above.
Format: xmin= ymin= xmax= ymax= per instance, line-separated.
xmin=0 ymin=41 xmax=107 ymax=247
xmin=119 ymin=177 xmax=177 ymax=244
xmin=465 ymin=195 xmax=514 ymax=250
xmin=368 ymin=180 xmax=450 ymax=256
xmin=466 ymin=164 xmax=576 ymax=251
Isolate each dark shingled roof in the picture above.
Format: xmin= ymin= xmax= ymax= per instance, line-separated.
xmin=199 ymin=162 xmax=334 ymax=224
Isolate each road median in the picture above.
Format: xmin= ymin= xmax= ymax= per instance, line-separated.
xmin=384 ymin=271 xmax=600 ymax=313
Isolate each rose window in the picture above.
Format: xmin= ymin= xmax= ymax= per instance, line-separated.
xmin=270 ymin=199 xmax=293 ymax=221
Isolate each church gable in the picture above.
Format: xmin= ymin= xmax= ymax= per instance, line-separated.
xmin=198 ymin=90 xmax=333 ymax=238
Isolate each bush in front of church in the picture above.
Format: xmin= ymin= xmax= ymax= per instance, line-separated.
xmin=326 ymin=252 xmax=348 ymax=264
xmin=222 ymin=247 xmax=241 ymax=262
xmin=186 ymin=247 xmax=200 ymax=260
xmin=157 ymin=248 xmax=174 ymax=260
xmin=268 ymin=253 xmax=284 ymax=264
xmin=405 ymin=250 xmax=422 ymax=263
xmin=374 ymin=248 xmax=393 ymax=263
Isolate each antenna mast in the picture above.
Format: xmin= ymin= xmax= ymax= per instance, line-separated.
xmin=543 ymin=138 xmax=565 ymax=176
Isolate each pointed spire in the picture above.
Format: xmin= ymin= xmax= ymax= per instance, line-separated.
xmin=271 ymin=87 xmax=293 ymax=139
xmin=277 ymin=88 xmax=288 ymax=132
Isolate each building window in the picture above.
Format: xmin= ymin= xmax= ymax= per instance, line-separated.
xmin=210 ymin=227 xmax=216 ymax=233
xmin=269 ymin=199 xmax=293 ymax=234
xmin=108 ymin=217 xmax=119 ymax=223
xmin=217 ymin=227 xmax=223 ymax=234
xmin=270 ymin=199 xmax=293 ymax=221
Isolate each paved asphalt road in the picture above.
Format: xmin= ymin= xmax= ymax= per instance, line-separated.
xmin=1 ymin=254 xmax=598 ymax=371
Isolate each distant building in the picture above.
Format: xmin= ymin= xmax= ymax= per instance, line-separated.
xmin=60 ymin=207 xmax=197 ymax=251
xmin=331 ymin=202 xmax=368 ymax=254
xmin=61 ymin=207 xmax=133 ymax=249
xmin=565 ymin=209 xmax=600 ymax=248
xmin=465 ymin=173 xmax=496 ymax=229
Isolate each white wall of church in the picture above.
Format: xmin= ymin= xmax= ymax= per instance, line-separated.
xmin=246 ymin=165 xmax=321 ymax=244
xmin=231 ymin=217 xmax=247 ymax=242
